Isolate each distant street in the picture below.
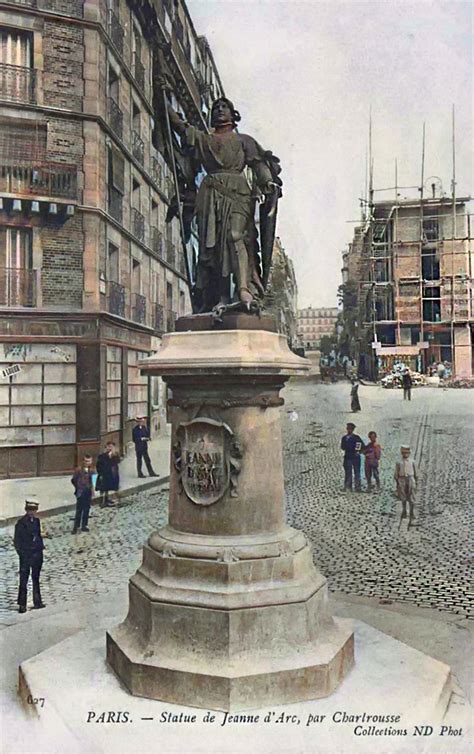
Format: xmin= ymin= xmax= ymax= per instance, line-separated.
xmin=1 ymin=381 xmax=472 ymax=622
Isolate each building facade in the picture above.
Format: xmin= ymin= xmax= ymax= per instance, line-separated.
xmin=0 ymin=0 xmax=224 ymax=477
xmin=342 ymin=192 xmax=473 ymax=379
xmin=297 ymin=306 xmax=338 ymax=351
xmin=264 ymin=237 xmax=298 ymax=347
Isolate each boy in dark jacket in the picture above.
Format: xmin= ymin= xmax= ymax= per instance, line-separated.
xmin=71 ymin=454 xmax=94 ymax=533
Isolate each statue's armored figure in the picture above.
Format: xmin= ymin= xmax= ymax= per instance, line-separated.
xmin=166 ymin=97 xmax=281 ymax=314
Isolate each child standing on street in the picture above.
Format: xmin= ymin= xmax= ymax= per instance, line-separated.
xmin=364 ymin=431 xmax=381 ymax=492
xmin=394 ymin=445 xmax=418 ymax=521
xmin=71 ymin=454 xmax=94 ymax=533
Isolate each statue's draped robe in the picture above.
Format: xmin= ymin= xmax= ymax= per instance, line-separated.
xmin=183 ymin=127 xmax=273 ymax=295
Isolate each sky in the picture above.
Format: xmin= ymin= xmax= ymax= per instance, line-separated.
xmin=186 ymin=0 xmax=473 ymax=308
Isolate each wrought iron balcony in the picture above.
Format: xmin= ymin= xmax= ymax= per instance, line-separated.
xmin=166 ymin=309 xmax=177 ymax=332
xmin=131 ymin=207 xmax=146 ymax=243
xmin=0 ymin=268 xmax=37 ymax=308
xmin=107 ymin=280 xmax=126 ymax=318
xmin=151 ymin=227 xmax=163 ymax=257
xmin=37 ymin=0 xmax=84 ymax=17
xmin=107 ymin=97 xmax=123 ymax=140
xmin=109 ymin=10 xmax=124 ymax=55
xmin=151 ymin=155 xmax=162 ymax=187
xmin=132 ymin=292 xmax=147 ymax=325
xmin=165 ymin=240 xmax=175 ymax=267
xmin=154 ymin=302 xmax=165 ymax=333
xmin=133 ymin=56 xmax=145 ymax=92
xmin=132 ymin=130 xmax=145 ymax=165
xmin=0 ymin=63 xmax=38 ymax=104
xmin=108 ymin=191 xmax=123 ymax=224
xmin=1 ymin=160 xmax=77 ymax=200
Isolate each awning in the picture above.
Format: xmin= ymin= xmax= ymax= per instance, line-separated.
xmin=373 ymin=343 xmax=428 ymax=356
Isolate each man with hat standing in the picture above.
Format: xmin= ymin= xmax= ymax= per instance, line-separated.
xmin=340 ymin=423 xmax=365 ymax=492
xmin=13 ymin=497 xmax=45 ymax=613
xmin=132 ymin=416 xmax=158 ymax=479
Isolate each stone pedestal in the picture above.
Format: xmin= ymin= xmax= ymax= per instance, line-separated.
xmin=107 ymin=324 xmax=354 ymax=710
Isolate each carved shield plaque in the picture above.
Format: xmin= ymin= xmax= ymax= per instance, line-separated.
xmin=176 ymin=418 xmax=241 ymax=506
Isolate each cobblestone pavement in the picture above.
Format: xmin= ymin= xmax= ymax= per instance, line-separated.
xmin=1 ymin=382 xmax=472 ymax=621
xmin=283 ymin=382 xmax=473 ymax=619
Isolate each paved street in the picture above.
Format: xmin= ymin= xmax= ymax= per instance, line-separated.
xmin=1 ymin=382 xmax=472 ymax=622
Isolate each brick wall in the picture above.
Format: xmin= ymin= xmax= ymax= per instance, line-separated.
xmin=40 ymin=214 xmax=84 ymax=308
xmin=43 ymin=20 xmax=84 ymax=111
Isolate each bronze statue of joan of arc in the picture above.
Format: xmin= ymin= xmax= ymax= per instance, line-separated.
xmin=166 ymin=96 xmax=282 ymax=314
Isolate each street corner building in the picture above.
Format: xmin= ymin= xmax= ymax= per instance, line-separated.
xmin=0 ymin=0 xmax=225 ymax=478
xmin=341 ymin=189 xmax=474 ymax=380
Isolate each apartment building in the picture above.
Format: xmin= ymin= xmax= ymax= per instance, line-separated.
xmin=342 ymin=190 xmax=473 ymax=379
xmin=264 ymin=237 xmax=298 ymax=347
xmin=297 ymin=306 xmax=339 ymax=351
xmin=0 ymin=0 xmax=224 ymax=477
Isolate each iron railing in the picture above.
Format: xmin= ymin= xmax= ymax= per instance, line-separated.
xmin=37 ymin=0 xmax=84 ymax=17
xmin=133 ymin=56 xmax=145 ymax=92
xmin=165 ymin=240 xmax=175 ymax=267
xmin=154 ymin=302 xmax=165 ymax=332
xmin=132 ymin=292 xmax=147 ymax=325
xmin=131 ymin=208 xmax=145 ymax=243
xmin=107 ymin=97 xmax=123 ymax=140
xmin=108 ymin=191 xmax=123 ymax=224
xmin=109 ymin=10 xmax=124 ymax=55
xmin=166 ymin=309 xmax=177 ymax=332
xmin=151 ymin=227 xmax=163 ymax=257
xmin=0 ymin=268 xmax=37 ymax=307
xmin=0 ymin=64 xmax=38 ymax=104
xmin=132 ymin=130 xmax=145 ymax=165
xmin=1 ymin=161 xmax=77 ymax=199
xmin=107 ymin=280 xmax=126 ymax=318
xmin=151 ymin=154 xmax=162 ymax=187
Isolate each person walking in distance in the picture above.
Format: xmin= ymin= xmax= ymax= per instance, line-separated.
xmin=133 ymin=416 xmax=158 ymax=478
xmin=96 ymin=441 xmax=120 ymax=507
xmin=341 ymin=422 xmax=365 ymax=492
xmin=350 ymin=379 xmax=361 ymax=412
xmin=402 ymin=369 xmax=413 ymax=401
xmin=14 ymin=498 xmax=46 ymax=614
xmin=71 ymin=454 xmax=94 ymax=533
xmin=363 ymin=431 xmax=382 ymax=492
xmin=394 ymin=445 xmax=418 ymax=522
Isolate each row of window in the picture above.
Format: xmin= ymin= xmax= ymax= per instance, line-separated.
xmin=0 ymin=226 xmax=185 ymax=322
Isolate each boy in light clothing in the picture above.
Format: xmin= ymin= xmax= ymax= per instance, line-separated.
xmin=394 ymin=445 xmax=417 ymax=521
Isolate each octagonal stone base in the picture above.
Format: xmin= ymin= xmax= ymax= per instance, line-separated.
xmin=107 ymin=528 xmax=354 ymax=710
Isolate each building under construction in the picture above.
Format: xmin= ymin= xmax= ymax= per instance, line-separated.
xmin=342 ymin=183 xmax=473 ymax=380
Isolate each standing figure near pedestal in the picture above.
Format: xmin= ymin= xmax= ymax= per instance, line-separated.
xmin=164 ymin=92 xmax=281 ymax=313
xmin=133 ymin=416 xmax=157 ymax=479
xmin=14 ymin=498 xmax=45 ymax=613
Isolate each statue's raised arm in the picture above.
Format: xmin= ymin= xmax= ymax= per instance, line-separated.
xmin=166 ymin=96 xmax=282 ymax=314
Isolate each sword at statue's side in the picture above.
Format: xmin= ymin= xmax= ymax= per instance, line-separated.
xmin=159 ymin=79 xmax=196 ymax=314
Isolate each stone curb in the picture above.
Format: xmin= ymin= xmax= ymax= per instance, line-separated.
xmin=0 ymin=475 xmax=170 ymax=529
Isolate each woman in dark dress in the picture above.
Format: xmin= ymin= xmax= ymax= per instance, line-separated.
xmin=96 ymin=442 xmax=120 ymax=507
xmin=350 ymin=379 xmax=361 ymax=412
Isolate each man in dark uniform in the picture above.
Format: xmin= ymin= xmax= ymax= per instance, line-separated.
xmin=341 ymin=422 xmax=365 ymax=492
xmin=14 ymin=497 xmax=45 ymax=614
xmin=132 ymin=416 xmax=158 ymax=478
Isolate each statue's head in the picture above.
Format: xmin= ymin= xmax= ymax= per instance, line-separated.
xmin=210 ymin=97 xmax=241 ymax=128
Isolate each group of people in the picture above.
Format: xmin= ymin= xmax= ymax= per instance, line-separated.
xmin=70 ymin=417 xmax=158 ymax=534
xmin=14 ymin=417 xmax=160 ymax=613
xmin=341 ymin=422 xmax=417 ymax=521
